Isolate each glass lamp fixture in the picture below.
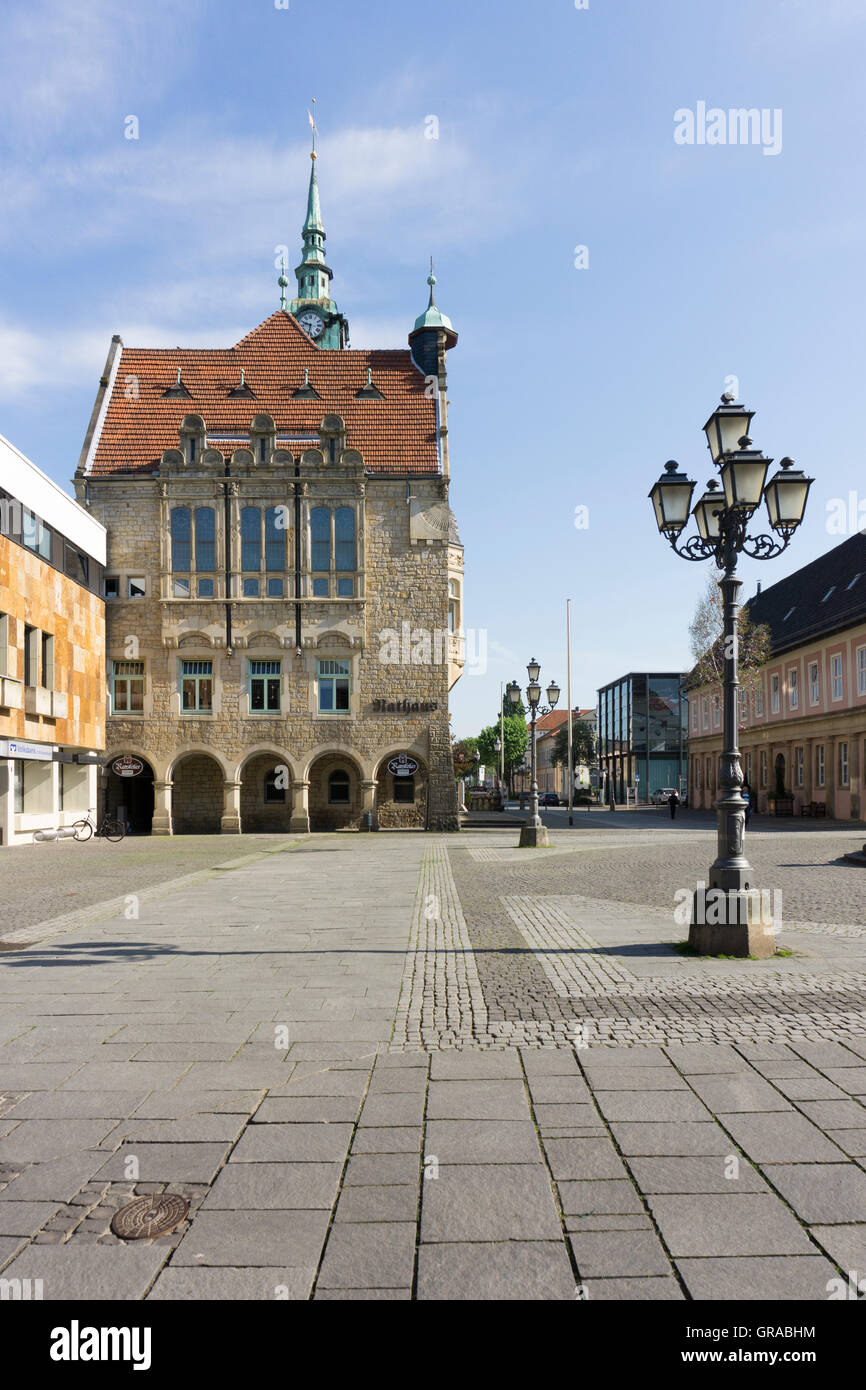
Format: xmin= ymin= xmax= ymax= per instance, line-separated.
xmin=546 ymin=680 xmax=560 ymax=708
xmin=527 ymin=681 xmax=541 ymax=708
xmin=507 ymin=679 xmax=522 ymax=707
xmin=703 ymin=394 xmax=755 ymax=464
xmin=527 ymin=658 xmax=541 ymax=685
xmin=764 ymin=457 xmax=814 ymax=534
xmin=649 ymin=461 xmax=696 ymax=536
xmin=693 ymin=479 xmax=724 ymax=541
xmin=719 ymin=439 xmax=771 ymax=515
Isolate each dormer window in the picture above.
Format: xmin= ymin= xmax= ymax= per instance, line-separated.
xmin=163 ymin=367 xmax=191 ymax=399
xmin=355 ymin=367 xmax=384 ymax=400
xmin=228 ymin=368 xmax=255 ymax=400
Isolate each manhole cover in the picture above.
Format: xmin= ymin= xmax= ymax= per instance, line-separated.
xmin=111 ymin=1194 xmax=189 ymax=1240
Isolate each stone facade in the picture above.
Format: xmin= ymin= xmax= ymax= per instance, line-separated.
xmin=75 ymin=313 xmax=464 ymax=835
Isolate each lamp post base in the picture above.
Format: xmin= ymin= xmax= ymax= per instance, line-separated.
xmin=519 ymin=820 xmax=549 ymax=848
xmin=688 ymin=887 xmax=777 ymax=958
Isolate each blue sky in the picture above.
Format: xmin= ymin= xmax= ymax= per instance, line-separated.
xmin=0 ymin=0 xmax=864 ymax=737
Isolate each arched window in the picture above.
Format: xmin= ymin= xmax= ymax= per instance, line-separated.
xmin=265 ymin=506 xmax=285 ymax=572
xmin=328 ymin=769 xmax=350 ymax=804
xmin=194 ymin=507 xmax=215 ymax=572
xmin=241 ymin=507 xmax=261 ymax=572
xmin=171 ymin=507 xmax=191 ymax=571
xmin=311 ymin=507 xmax=330 ymax=572
xmin=335 ymin=508 xmax=355 ymax=570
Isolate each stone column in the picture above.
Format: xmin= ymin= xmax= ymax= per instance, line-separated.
xmin=152 ymin=779 xmax=173 ymax=836
xmin=290 ymin=779 xmax=310 ymax=834
xmin=360 ymin=778 xmax=378 ymax=830
xmin=221 ymin=779 xmax=242 ymax=835
xmin=850 ymin=735 xmax=861 ymax=820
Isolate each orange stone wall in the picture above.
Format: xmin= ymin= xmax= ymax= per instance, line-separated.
xmin=0 ymin=534 xmax=105 ymax=751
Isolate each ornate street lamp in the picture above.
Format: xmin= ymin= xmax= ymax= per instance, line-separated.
xmin=649 ymin=394 xmax=812 ymax=957
xmin=511 ymin=661 xmax=559 ymax=847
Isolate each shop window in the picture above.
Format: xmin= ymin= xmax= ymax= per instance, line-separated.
xmin=328 ymin=769 xmax=350 ymax=803
xmin=393 ymin=777 xmax=414 ymax=804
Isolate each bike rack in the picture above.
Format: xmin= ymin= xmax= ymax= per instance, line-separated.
xmin=33 ymin=827 xmax=80 ymax=842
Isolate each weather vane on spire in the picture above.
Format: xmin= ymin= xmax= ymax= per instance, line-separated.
xmin=307 ymin=97 xmax=317 ymax=159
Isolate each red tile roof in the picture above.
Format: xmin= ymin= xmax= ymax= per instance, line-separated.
xmin=86 ymin=311 xmax=439 ymax=477
xmin=530 ymin=708 xmax=595 ymax=735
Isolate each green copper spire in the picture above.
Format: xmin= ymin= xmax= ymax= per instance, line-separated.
xmin=287 ymin=105 xmax=349 ymax=349
xmin=413 ymin=258 xmax=454 ymax=333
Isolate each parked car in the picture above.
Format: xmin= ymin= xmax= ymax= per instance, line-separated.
xmin=650 ymin=787 xmax=678 ymax=806
xmin=539 ymin=792 xmax=561 ymax=806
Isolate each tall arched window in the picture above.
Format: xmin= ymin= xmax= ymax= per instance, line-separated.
xmin=171 ymin=507 xmax=191 ymax=571
xmin=194 ymin=507 xmax=215 ymax=572
xmin=241 ymin=507 xmax=261 ymax=572
xmin=311 ymin=507 xmax=330 ymax=571
xmin=335 ymin=508 xmax=355 ymax=570
xmin=265 ymin=506 xmax=285 ymax=572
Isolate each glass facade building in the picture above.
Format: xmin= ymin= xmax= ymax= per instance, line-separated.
xmin=597 ymin=673 xmax=688 ymax=803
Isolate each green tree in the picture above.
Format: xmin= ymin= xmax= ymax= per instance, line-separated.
xmin=688 ymin=570 xmax=772 ymax=725
xmin=451 ymin=737 xmax=479 ymax=779
xmin=476 ymin=716 xmax=527 ymax=786
xmin=551 ymin=717 xmax=596 ymax=772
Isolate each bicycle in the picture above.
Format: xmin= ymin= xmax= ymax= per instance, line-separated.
xmin=72 ymin=808 xmax=125 ymax=842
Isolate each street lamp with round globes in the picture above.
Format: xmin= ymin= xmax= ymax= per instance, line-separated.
xmin=516 ymin=659 xmax=559 ymax=848
xmin=648 ymin=395 xmax=813 ymax=958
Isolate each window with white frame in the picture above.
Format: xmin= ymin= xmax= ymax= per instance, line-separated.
xmin=788 ymin=667 xmax=799 ymax=711
xmin=702 ymin=696 xmax=709 ymax=730
xmin=249 ymin=659 xmax=281 ymax=713
xmin=180 ymin=659 xmax=213 ymax=713
xmin=839 ymin=741 xmax=850 ymax=787
xmin=317 ymin=659 xmax=350 ymax=713
xmin=113 ymin=660 xmax=144 ymax=714
xmin=831 ymin=653 xmax=843 ymax=701
xmin=816 ymin=744 xmax=825 ymax=787
xmin=795 ymin=746 xmax=804 ymax=787
xmin=771 ymin=673 xmax=780 ymax=713
xmin=809 ymin=660 xmax=820 ymax=705
xmin=858 ymin=646 xmax=866 ymax=697
xmin=755 ymin=683 xmax=764 ymax=717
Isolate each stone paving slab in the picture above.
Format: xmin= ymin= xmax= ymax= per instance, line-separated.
xmin=3 ymin=826 xmax=866 ymax=1300
xmin=0 ymin=1245 xmax=168 ymax=1299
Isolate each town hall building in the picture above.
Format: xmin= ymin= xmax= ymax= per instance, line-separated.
xmin=73 ymin=144 xmax=464 ymax=834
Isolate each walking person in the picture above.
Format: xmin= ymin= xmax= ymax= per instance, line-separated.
xmin=742 ymin=781 xmax=752 ymax=827
xmin=669 ymin=787 xmax=680 ymax=820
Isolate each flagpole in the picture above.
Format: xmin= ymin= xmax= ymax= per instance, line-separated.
xmin=567 ymin=598 xmax=574 ymax=827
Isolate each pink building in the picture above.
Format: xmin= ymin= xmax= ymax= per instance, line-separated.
xmin=688 ymin=532 xmax=866 ymax=820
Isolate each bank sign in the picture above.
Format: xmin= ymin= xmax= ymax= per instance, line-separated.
xmin=1 ymin=740 xmax=53 ymax=761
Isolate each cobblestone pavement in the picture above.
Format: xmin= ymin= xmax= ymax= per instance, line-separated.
xmin=1 ymin=823 xmax=866 ymax=1300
